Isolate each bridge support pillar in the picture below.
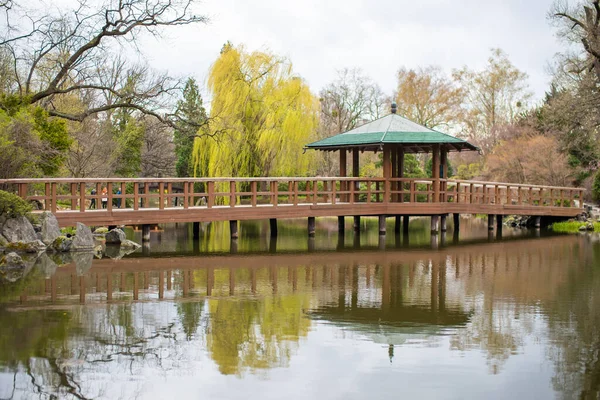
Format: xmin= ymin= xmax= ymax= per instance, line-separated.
xmin=353 ymin=216 xmax=361 ymax=231
xmin=192 ymin=222 xmax=200 ymax=239
xmin=229 ymin=220 xmax=238 ymax=239
xmin=403 ymin=216 xmax=409 ymax=235
xmin=496 ymin=215 xmax=503 ymax=235
xmin=142 ymin=224 xmax=151 ymax=242
xmin=394 ymin=215 xmax=401 ymax=234
xmin=440 ymin=215 xmax=447 ymax=232
xmin=269 ymin=218 xmax=278 ymax=237
xmin=431 ymin=215 xmax=439 ymax=233
xmin=338 ymin=216 xmax=345 ymax=233
xmin=308 ymin=217 xmax=316 ymax=237
xmin=488 ymin=215 xmax=495 ymax=230
xmin=534 ymin=216 xmax=541 ymax=229
xmin=453 ymin=213 xmax=460 ymax=231
xmin=379 ymin=215 xmax=387 ymax=235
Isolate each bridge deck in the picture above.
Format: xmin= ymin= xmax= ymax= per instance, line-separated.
xmin=0 ymin=177 xmax=585 ymax=227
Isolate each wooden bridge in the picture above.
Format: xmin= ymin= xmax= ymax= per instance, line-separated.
xmin=0 ymin=176 xmax=585 ymax=239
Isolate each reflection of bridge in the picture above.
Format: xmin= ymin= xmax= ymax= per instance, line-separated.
xmin=0 ymin=177 xmax=585 ymax=240
xmin=10 ymin=235 xmax=576 ymax=312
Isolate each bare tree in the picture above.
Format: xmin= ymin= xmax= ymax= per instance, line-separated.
xmin=552 ymin=0 xmax=600 ymax=81
xmin=140 ymin=116 xmax=176 ymax=177
xmin=0 ymin=0 xmax=207 ymax=129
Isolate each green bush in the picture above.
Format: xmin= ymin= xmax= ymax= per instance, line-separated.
xmin=0 ymin=190 xmax=33 ymax=218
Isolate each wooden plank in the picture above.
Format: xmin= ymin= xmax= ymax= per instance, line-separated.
xmin=251 ymin=181 xmax=257 ymax=207
xmin=183 ymin=181 xmax=189 ymax=209
xmin=207 ymin=181 xmax=214 ymax=208
xmin=120 ymin=182 xmax=127 ymax=209
xmin=293 ymin=181 xmax=298 ymax=206
xmin=133 ymin=183 xmax=139 ymax=211
xmin=51 ymin=183 xmax=57 ymax=213
xmin=107 ymin=182 xmax=113 ymax=212
xmin=158 ymin=182 xmax=164 ymax=210
xmin=79 ymin=182 xmax=86 ymax=212
xmin=230 ymin=181 xmax=236 ymax=207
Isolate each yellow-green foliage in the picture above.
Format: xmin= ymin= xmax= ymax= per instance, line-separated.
xmin=193 ymin=44 xmax=319 ymax=180
xmin=551 ymin=221 xmax=600 ymax=233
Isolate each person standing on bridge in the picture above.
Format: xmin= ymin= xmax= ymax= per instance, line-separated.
xmin=101 ymin=187 xmax=108 ymax=209
xmin=90 ymin=188 xmax=96 ymax=209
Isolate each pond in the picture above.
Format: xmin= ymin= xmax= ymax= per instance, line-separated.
xmin=0 ymin=217 xmax=598 ymax=399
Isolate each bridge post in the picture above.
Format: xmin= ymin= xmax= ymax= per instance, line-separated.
xmin=269 ymin=218 xmax=278 ymax=237
xmin=488 ymin=215 xmax=495 ymax=230
xmin=403 ymin=215 xmax=409 ymax=235
xmin=192 ymin=222 xmax=200 ymax=239
xmin=338 ymin=216 xmax=345 ymax=233
xmin=308 ymin=217 xmax=316 ymax=237
xmin=142 ymin=224 xmax=151 ymax=242
xmin=379 ymin=215 xmax=386 ymax=235
xmin=394 ymin=215 xmax=401 ymax=234
xmin=431 ymin=215 xmax=439 ymax=233
xmin=440 ymin=215 xmax=447 ymax=232
xmin=496 ymin=215 xmax=503 ymax=234
xmin=230 ymin=220 xmax=238 ymax=239
xmin=453 ymin=213 xmax=460 ymax=231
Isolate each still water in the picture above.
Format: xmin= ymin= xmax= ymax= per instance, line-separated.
xmin=0 ymin=217 xmax=599 ymax=399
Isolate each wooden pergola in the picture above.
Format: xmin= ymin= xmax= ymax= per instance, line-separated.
xmin=306 ymin=103 xmax=479 ymax=199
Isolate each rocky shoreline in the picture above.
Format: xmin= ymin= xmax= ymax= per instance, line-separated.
xmin=0 ymin=212 xmax=141 ymax=282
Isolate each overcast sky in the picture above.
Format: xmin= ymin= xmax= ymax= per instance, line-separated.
xmin=139 ymin=0 xmax=564 ymax=105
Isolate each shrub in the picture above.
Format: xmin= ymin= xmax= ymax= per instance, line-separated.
xmin=0 ymin=190 xmax=32 ymax=218
xmin=592 ymin=170 xmax=600 ymax=202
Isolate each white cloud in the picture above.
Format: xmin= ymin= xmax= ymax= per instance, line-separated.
xmin=139 ymin=0 xmax=563 ymax=104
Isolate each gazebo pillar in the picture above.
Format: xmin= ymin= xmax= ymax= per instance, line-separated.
xmin=395 ymin=146 xmax=405 ymax=233
xmin=339 ymin=149 xmax=347 ymax=234
xmin=353 ymin=148 xmax=360 ymax=231
xmin=431 ymin=144 xmax=440 ymax=233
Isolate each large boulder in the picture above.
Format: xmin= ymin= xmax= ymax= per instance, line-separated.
xmin=0 ymin=252 xmax=27 ymax=282
xmin=105 ymin=228 xmax=126 ymax=244
xmin=1 ymin=216 xmax=37 ymax=243
xmin=6 ymin=240 xmax=46 ymax=253
xmin=50 ymin=235 xmax=73 ymax=252
xmin=39 ymin=212 xmax=61 ymax=245
xmin=71 ymin=223 xmax=94 ymax=251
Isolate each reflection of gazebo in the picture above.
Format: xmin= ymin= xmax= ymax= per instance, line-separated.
xmin=306 ymin=103 xmax=479 ymax=231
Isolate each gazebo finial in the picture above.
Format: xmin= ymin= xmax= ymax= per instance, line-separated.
xmin=391 ymin=102 xmax=397 ymax=114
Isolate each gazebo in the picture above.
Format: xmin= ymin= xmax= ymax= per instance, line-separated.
xmin=306 ymin=103 xmax=479 ymax=232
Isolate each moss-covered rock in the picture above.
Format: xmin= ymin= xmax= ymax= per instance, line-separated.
xmin=93 ymin=227 xmax=109 ymax=234
xmin=50 ymin=235 xmax=73 ymax=252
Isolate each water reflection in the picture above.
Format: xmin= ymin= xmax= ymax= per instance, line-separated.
xmin=0 ymin=230 xmax=599 ymax=399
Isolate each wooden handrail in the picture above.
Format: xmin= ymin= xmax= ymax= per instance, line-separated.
xmin=0 ymin=177 xmax=585 ymax=215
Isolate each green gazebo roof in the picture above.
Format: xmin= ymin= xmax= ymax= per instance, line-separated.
xmin=306 ymin=113 xmax=479 ymax=153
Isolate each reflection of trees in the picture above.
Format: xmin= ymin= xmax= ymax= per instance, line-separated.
xmin=545 ymin=241 xmax=600 ymax=399
xmin=176 ymin=301 xmax=205 ymax=340
xmin=206 ymin=294 xmax=311 ymax=376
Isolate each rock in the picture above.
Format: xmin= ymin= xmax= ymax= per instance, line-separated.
xmin=51 ymin=235 xmax=73 ymax=252
xmin=39 ymin=212 xmax=61 ymax=245
xmin=1 ymin=252 xmax=25 ymax=269
xmin=72 ymin=252 xmax=93 ymax=276
xmin=580 ymin=222 xmax=595 ymax=231
xmin=93 ymin=227 xmax=109 ymax=234
xmin=6 ymin=240 xmax=46 ymax=253
xmin=120 ymin=239 xmax=141 ymax=250
xmin=105 ymin=228 xmax=126 ymax=244
xmin=1 ymin=216 xmax=38 ymax=243
xmin=71 ymin=223 xmax=94 ymax=251
xmin=0 ymin=252 xmax=27 ymax=282
xmin=93 ymin=244 xmax=104 ymax=259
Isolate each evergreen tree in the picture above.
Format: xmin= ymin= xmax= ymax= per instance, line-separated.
xmin=174 ymin=78 xmax=208 ymax=177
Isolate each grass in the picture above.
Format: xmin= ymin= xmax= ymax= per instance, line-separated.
xmin=550 ymin=221 xmax=600 ymax=233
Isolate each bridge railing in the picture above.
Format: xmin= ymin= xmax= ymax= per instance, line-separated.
xmin=0 ymin=177 xmax=585 ymax=212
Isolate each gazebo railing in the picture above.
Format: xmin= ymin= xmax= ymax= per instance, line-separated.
xmin=0 ymin=177 xmax=585 ymax=212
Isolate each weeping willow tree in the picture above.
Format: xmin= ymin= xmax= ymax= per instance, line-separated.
xmin=193 ymin=44 xmax=319 ymax=179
